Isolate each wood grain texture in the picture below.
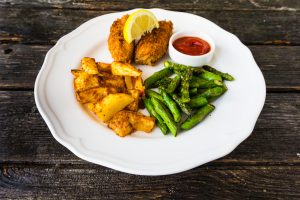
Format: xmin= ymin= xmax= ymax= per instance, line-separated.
xmin=0 ymin=91 xmax=299 ymax=165
xmin=0 ymin=8 xmax=299 ymax=45
xmin=1 ymin=44 xmax=299 ymax=90
xmin=1 ymin=0 xmax=299 ymax=11
xmin=0 ymin=164 xmax=299 ymax=199
xmin=0 ymin=1 xmax=299 ymax=199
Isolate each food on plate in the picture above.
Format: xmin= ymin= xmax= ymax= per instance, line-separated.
xmin=111 ymin=61 xmax=142 ymax=76
xmin=203 ymin=65 xmax=234 ymax=81
xmin=71 ymin=57 xmax=155 ymax=137
xmin=144 ymin=67 xmax=173 ymax=89
xmin=99 ymin=73 xmax=126 ymax=92
xmin=72 ymin=70 xmax=100 ymax=92
xmin=150 ymin=97 xmax=178 ymax=136
xmin=72 ymin=10 xmax=234 ymax=138
xmin=135 ymin=21 xmax=173 ymax=65
xmin=181 ymin=104 xmax=215 ymax=130
xmin=108 ymin=9 xmax=173 ymax=66
xmin=123 ymin=9 xmax=159 ymax=43
xmin=143 ymin=99 xmax=168 ymax=135
xmin=76 ymin=87 xmax=109 ymax=104
xmin=172 ymin=36 xmax=211 ymax=56
xmin=126 ymin=89 xmax=141 ymax=111
xmin=108 ymin=110 xmax=155 ymax=137
xmin=160 ymin=89 xmax=181 ymax=123
xmin=108 ymin=15 xmax=134 ymax=63
xmin=81 ymin=57 xmax=99 ymax=74
xmin=165 ymin=74 xmax=181 ymax=94
xmin=97 ymin=62 xmax=111 ymax=73
xmin=144 ymin=60 xmax=234 ymax=136
xmin=131 ymin=76 xmax=145 ymax=95
xmin=168 ymin=31 xmax=216 ymax=67
xmin=95 ymin=93 xmax=134 ymax=122
xmin=179 ymin=67 xmax=192 ymax=103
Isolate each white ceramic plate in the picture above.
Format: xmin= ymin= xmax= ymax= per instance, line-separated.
xmin=35 ymin=8 xmax=266 ymax=175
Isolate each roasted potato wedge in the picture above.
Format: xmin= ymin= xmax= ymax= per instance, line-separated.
xmin=107 ymin=111 xmax=133 ymax=137
xmin=95 ymin=93 xmax=134 ymax=122
xmin=72 ymin=57 xmax=151 ymax=137
xmin=73 ymin=71 xmax=100 ymax=92
xmin=71 ymin=69 xmax=84 ymax=77
xmin=132 ymin=76 xmax=145 ymax=95
xmin=77 ymin=87 xmax=108 ymax=104
xmin=85 ymin=102 xmax=97 ymax=113
xmin=101 ymin=74 xmax=126 ymax=89
xmin=97 ymin=62 xmax=111 ymax=73
xmin=128 ymin=111 xmax=155 ymax=133
xmin=111 ymin=61 xmax=142 ymax=77
xmin=126 ymin=89 xmax=140 ymax=111
xmin=81 ymin=57 xmax=99 ymax=75
xmin=108 ymin=111 xmax=155 ymax=137
xmin=124 ymin=76 xmax=133 ymax=89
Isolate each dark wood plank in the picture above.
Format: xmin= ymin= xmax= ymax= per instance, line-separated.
xmin=1 ymin=0 xmax=299 ymax=11
xmin=0 ymin=8 xmax=299 ymax=45
xmin=0 ymin=91 xmax=299 ymax=165
xmin=1 ymin=44 xmax=299 ymax=90
xmin=0 ymin=164 xmax=299 ymax=199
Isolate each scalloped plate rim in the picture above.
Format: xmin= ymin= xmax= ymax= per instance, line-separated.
xmin=34 ymin=8 xmax=266 ymax=176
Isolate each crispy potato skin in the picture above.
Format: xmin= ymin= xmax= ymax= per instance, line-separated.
xmin=135 ymin=21 xmax=173 ymax=66
xmin=111 ymin=61 xmax=142 ymax=77
xmin=100 ymin=73 xmax=126 ymax=91
xmin=107 ymin=111 xmax=133 ymax=137
xmin=131 ymin=76 xmax=145 ymax=95
xmin=95 ymin=93 xmax=134 ymax=122
xmin=97 ymin=62 xmax=111 ymax=73
xmin=77 ymin=87 xmax=108 ymax=103
xmin=108 ymin=15 xmax=134 ymax=63
xmin=108 ymin=111 xmax=155 ymax=137
xmin=128 ymin=112 xmax=155 ymax=133
xmin=81 ymin=57 xmax=99 ymax=74
xmin=73 ymin=72 xmax=100 ymax=92
xmin=126 ymin=89 xmax=140 ymax=111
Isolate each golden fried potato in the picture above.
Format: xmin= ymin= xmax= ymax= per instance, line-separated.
xmin=97 ymin=62 xmax=111 ymax=73
xmin=108 ymin=111 xmax=155 ymax=137
xmin=85 ymin=102 xmax=97 ymax=113
xmin=107 ymin=111 xmax=134 ymax=137
xmin=99 ymin=73 xmax=126 ymax=92
xmin=131 ymin=76 xmax=145 ymax=95
xmin=77 ymin=87 xmax=108 ymax=104
xmin=95 ymin=93 xmax=134 ymax=122
xmin=72 ymin=55 xmax=151 ymax=136
xmin=124 ymin=76 xmax=133 ymax=89
xmin=71 ymin=69 xmax=83 ymax=77
xmin=128 ymin=112 xmax=155 ymax=133
xmin=73 ymin=71 xmax=100 ymax=92
xmin=81 ymin=57 xmax=99 ymax=75
xmin=126 ymin=89 xmax=140 ymax=111
xmin=111 ymin=61 xmax=142 ymax=77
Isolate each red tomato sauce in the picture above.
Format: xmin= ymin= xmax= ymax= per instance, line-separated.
xmin=173 ymin=36 xmax=211 ymax=56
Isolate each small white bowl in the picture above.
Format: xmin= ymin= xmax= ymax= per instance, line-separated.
xmin=168 ymin=30 xmax=215 ymax=67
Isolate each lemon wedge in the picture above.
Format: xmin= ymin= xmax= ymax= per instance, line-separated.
xmin=124 ymin=9 xmax=159 ymax=43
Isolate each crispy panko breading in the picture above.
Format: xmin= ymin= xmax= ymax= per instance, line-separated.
xmin=108 ymin=15 xmax=134 ymax=63
xmin=108 ymin=111 xmax=155 ymax=137
xmin=134 ymin=21 xmax=173 ymax=66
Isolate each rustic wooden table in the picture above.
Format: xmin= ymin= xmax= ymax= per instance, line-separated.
xmin=1 ymin=1 xmax=299 ymax=199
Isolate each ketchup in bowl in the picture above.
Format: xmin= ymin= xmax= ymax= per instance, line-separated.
xmin=173 ymin=36 xmax=210 ymax=56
